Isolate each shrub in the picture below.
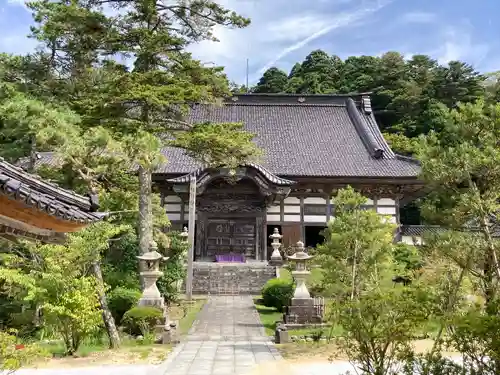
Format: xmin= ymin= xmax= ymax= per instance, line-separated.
xmin=261 ymin=278 xmax=294 ymax=312
xmin=122 ymin=306 xmax=164 ymax=336
xmin=0 ymin=331 xmax=45 ymax=372
xmin=107 ymin=287 xmax=142 ymax=324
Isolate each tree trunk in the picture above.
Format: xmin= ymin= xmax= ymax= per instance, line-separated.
xmin=138 ymin=165 xmax=153 ymax=256
xmin=92 ymin=260 xmax=121 ymax=349
xmin=138 ymin=165 xmax=153 ymax=288
xmin=479 ymin=215 xmax=500 ymax=314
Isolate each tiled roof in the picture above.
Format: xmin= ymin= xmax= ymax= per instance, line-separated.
xmin=21 ymin=94 xmax=421 ymax=179
xmin=0 ymin=158 xmax=103 ymax=225
xmin=400 ymin=224 xmax=500 ymax=238
xmin=157 ymin=94 xmax=421 ymax=178
xmin=400 ymin=225 xmax=446 ymax=237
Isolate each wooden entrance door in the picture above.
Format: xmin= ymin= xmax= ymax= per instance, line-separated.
xmin=206 ymin=218 xmax=256 ymax=258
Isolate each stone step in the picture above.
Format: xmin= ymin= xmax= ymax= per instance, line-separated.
xmin=191 ymin=262 xmax=277 ymax=295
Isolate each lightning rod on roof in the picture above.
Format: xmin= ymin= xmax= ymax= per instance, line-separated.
xmin=246 ymin=58 xmax=249 ymax=93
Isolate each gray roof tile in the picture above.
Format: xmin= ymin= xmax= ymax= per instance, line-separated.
xmin=21 ymin=94 xmax=421 ymax=179
xmin=0 ymin=158 xmax=102 ymax=225
xmin=157 ymin=94 xmax=421 ymax=178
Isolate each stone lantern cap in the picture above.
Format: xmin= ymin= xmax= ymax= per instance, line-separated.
xmin=179 ymin=226 xmax=188 ymax=238
xmin=269 ymin=227 xmax=282 ymax=240
xmin=137 ymin=250 xmax=168 ymax=262
xmin=287 ymin=241 xmax=314 ymax=261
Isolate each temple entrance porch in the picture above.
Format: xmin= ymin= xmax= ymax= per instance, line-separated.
xmin=166 ymin=164 xmax=295 ymax=264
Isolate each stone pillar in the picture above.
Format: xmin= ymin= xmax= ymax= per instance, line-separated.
xmin=268 ymin=227 xmax=283 ymax=266
xmin=177 ymin=227 xmax=189 ymax=293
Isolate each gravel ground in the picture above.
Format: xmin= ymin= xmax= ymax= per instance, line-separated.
xmin=9 ymin=364 xmax=157 ymax=375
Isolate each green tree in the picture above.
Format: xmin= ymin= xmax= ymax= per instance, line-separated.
xmin=1 ymin=331 xmax=44 ymax=373
xmin=317 ymin=186 xmax=397 ymax=300
xmin=433 ymin=61 xmax=485 ymax=108
xmin=287 ymin=50 xmax=343 ymax=94
xmin=318 ymin=187 xmax=429 ymax=375
xmin=0 ymin=224 xmax=122 ymax=355
xmin=253 ymin=67 xmax=288 ymax=93
xmin=28 ymin=0 xmax=259 ymax=263
xmin=417 ymin=99 xmax=500 ymax=311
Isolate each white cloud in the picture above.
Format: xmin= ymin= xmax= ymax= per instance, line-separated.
xmin=189 ymin=0 xmax=397 ymax=83
xmin=255 ymin=0 xmax=394 ymax=78
xmin=266 ymin=15 xmax=333 ymax=42
xmin=7 ymin=0 xmax=28 ymax=10
xmin=401 ymin=11 xmax=436 ymax=24
xmin=435 ymin=27 xmax=489 ymax=67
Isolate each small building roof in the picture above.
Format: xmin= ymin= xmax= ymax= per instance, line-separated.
xmin=0 ymin=157 xmax=103 ymax=243
xmin=400 ymin=224 xmax=500 ymax=239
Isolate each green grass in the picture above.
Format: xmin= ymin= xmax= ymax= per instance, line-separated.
xmin=254 ymin=300 xmax=284 ymax=335
xmin=38 ymin=299 xmax=206 ymax=360
xmin=254 ymin=297 xmax=340 ymax=338
xmin=176 ymin=299 xmax=205 ymax=335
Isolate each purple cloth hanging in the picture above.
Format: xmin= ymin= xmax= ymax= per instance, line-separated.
xmin=215 ymin=253 xmax=246 ymax=263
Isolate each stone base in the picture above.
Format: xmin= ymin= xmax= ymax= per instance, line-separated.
xmin=161 ymin=321 xmax=180 ymax=344
xmin=275 ymin=323 xmax=290 ymax=344
xmin=268 ymin=258 xmax=283 ymax=267
xmin=190 ymin=262 xmax=277 ymax=294
xmin=284 ymin=297 xmax=323 ymax=324
xmin=138 ymin=297 xmax=164 ymax=309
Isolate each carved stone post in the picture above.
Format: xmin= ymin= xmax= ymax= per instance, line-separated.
xmin=177 ymin=227 xmax=189 ymax=292
xmin=268 ymin=227 xmax=283 ymax=266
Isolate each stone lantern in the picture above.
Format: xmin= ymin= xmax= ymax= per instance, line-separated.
xmin=137 ymin=240 xmax=168 ymax=309
xmin=137 ymin=240 xmax=180 ymax=344
xmin=287 ymin=241 xmax=313 ymax=299
xmin=268 ymin=227 xmax=283 ymax=266
xmin=179 ymin=226 xmax=189 ymax=243
xmin=284 ymin=241 xmax=322 ymax=325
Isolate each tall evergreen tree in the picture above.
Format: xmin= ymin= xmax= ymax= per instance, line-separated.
xmin=26 ymin=0 xmax=260 ymax=349
xmin=253 ymin=67 xmax=288 ymax=93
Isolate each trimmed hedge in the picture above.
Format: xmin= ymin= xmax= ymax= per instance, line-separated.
xmin=122 ymin=306 xmax=164 ymax=335
xmin=107 ymin=287 xmax=142 ymax=324
xmin=261 ymin=278 xmax=294 ymax=313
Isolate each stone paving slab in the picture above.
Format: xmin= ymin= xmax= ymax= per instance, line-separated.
xmin=153 ymin=296 xmax=281 ymax=375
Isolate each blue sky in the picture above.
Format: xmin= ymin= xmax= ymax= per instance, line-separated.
xmin=1 ymin=0 xmax=499 ymax=84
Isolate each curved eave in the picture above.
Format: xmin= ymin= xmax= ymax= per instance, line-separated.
xmin=167 ymin=163 xmax=296 ymax=187
xmin=0 ymin=157 xmax=96 ymax=211
xmin=0 ymin=175 xmax=102 ymax=225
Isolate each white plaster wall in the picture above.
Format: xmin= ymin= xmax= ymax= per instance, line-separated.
xmin=283 ymin=214 xmax=301 ymax=222
xmin=284 ymin=205 xmax=301 ymax=213
xmin=267 ymin=205 xmax=281 ymax=213
xmin=164 ymin=195 xmax=182 ymax=203
xmin=167 ymin=213 xmax=181 ymax=221
xmin=266 ymin=214 xmax=281 ymax=222
xmin=378 ymin=198 xmax=396 ymax=205
xmin=377 ymin=206 xmax=396 ymax=215
xmin=165 ymin=203 xmax=182 ymax=212
xmin=304 ymin=215 xmax=327 ymax=223
xmin=284 ymin=197 xmax=300 ymax=204
xmin=304 ymin=197 xmax=326 ymax=204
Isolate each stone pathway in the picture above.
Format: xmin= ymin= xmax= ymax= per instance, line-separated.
xmin=153 ymin=296 xmax=281 ymax=375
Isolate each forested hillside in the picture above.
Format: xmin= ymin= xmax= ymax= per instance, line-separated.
xmin=250 ymin=50 xmax=500 ymax=155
